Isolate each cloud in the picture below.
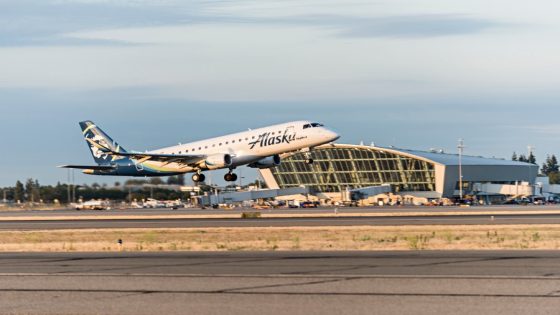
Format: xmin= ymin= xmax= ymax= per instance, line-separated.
xmin=1 ymin=0 xmax=508 ymax=47
xmin=194 ymin=13 xmax=505 ymax=39
xmin=0 ymin=0 xmax=205 ymax=46
xmin=331 ymin=14 xmax=503 ymax=38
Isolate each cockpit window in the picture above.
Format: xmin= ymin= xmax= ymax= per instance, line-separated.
xmin=304 ymin=122 xmax=324 ymax=129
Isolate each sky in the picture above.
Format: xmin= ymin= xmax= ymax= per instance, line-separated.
xmin=1 ymin=0 xmax=560 ymax=187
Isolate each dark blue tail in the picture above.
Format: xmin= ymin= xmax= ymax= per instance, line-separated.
xmin=79 ymin=121 xmax=127 ymax=165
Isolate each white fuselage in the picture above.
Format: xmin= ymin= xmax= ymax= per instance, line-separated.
xmin=142 ymin=120 xmax=339 ymax=173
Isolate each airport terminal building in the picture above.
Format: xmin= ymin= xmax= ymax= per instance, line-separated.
xmin=258 ymin=144 xmax=539 ymax=203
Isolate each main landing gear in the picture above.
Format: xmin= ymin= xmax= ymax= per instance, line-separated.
xmin=224 ymin=172 xmax=238 ymax=182
xmin=192 ymin=172 xmax=206 ymax=183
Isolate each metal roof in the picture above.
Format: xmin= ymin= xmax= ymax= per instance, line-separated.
xmin=314 ymin=144 xmax=536 ymax=167
xmin=388 ymin=147 xmax=534 ymax=166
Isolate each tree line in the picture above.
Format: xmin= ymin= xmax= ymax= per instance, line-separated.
xmin=1 ymin=175 xmax=266 ymax=204
xmin=512 ymin=152 xmax=560 ymax=184
xmin=1 ymin=176 xmax=190 ymax=204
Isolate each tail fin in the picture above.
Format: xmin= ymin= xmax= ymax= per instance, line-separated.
xmin=79 ymin=121 xmax=127 ymax=164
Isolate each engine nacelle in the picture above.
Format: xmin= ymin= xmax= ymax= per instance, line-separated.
xmin=248 ymin=155 xmax=281 ymax=169
xmin=201 ymin=153 xmax=232 ymax=170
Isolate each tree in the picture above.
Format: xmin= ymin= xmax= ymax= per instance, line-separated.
xmin=167 ymin=175 xmax=185 ymax=185
xmin=550 ymin=172 xmax=560 ymax=185
xmin=542 ymin=154 xmax=560 ymax=184
xmin=518 ymin=154 xmax=527 ymax=162
xmin=527 ymin=152 xmax=537 ymax=164
xmin=547 ymin=155 xmax=559 ymax=173
xmin=149 ymin=178 xmax=164 ymax=185
xmin=177 ymin=174 xmax=185 ymax=186
xmin=33 ymin=179 xmax=41 ymax=202
xmin=512 ymin=152 xmax=518 ymax=161
xmin=124 ymin=179 xmax=147 ymax=186
xmin=542 ymin=155 xmax=555 ymax=175
xmin=14 ymin=181 xmax=24 ymax=203
xmin=25 ymin=178 xmax=36 ymax=202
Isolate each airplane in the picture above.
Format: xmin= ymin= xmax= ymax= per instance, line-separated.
xmin=59 ymin=120 xmax=340 ymax=183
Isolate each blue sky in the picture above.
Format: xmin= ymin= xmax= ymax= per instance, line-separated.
xmin=1 ymin=0 xmax=560 ymax=186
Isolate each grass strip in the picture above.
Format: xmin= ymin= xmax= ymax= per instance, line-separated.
xmin=1 ymin=225 xmax=560 ymax=252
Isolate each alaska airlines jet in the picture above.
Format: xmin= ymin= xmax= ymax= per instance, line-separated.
xmin=60 ymin=121 xmax=339 ymax=182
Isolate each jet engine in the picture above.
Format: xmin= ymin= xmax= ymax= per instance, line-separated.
xmin=248 ymin=154 xmax=281 ymax=169
xmin=201 ymin=153 xmax=232 ymax=170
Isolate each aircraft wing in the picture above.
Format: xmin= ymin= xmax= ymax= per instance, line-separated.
xmin=85 ymin=137 xmax=206 ymax=165
xmin=109 ymin=151 xmax=206 ymax=165
xmin=58 ymin=165 xmax=116 ymax=170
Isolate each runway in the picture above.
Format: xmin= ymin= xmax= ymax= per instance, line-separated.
xmin=1 ymin=251 xmax=560 ymax=314
xmin=3 ymin=204 xmax=560 ymax=217
xmin=2 ymin=213 xmax=560 ymax=230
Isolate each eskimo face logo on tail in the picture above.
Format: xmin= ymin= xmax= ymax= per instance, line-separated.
xmin=248 ymin=128 xmax=297 ymax=149
xmin=88 ymin=135 xmax=110 ymax=160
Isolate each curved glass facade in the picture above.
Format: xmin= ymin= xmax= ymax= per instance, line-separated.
xmin=271 ymin=147 xmax=436 ymax=193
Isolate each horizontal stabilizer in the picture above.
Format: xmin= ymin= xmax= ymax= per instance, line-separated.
xmin=58 ymin=165 xmax=116 ymax=170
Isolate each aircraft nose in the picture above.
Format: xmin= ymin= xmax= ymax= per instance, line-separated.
xmin=326 ymin=129 xmax=340 ymax=142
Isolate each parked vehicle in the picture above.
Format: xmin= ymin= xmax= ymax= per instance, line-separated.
xmin=300 ymin=201 xmax=319 ymax=208
xmin=75 ymin=200 xmax=110 ymax=210
xmin=143 ymin=198 xmax=166 ymax=208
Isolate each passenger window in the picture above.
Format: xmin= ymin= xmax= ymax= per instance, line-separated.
xmin=245 ymin=138 xmax=248 ymax=141
xmin=232 ymin=140 xmax=235 ymax=143
xmin=219 ymin=143 xmax=222 ymax=146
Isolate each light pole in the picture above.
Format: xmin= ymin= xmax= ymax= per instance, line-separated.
xmin=457 ymin=139 xmax=465 ymax=201
xmin=238 ymin=169 xmax=245 ymax=188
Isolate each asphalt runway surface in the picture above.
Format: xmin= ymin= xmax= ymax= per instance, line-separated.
xmin=2 ymin=213 xmax=560 ymax=230
xmin=1 ymin=251 xmax=560 ymax=315
xmin=3 ymin=204 xmax=560 ymax=217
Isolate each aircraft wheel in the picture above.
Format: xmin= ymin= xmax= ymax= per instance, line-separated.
xmin=192 ymin=173 xmax=205 ymax=182
xmin=224 ymin=173 xmax=237 ymax=182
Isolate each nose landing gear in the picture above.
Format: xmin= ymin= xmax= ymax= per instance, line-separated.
xmin=304 ymin=152 xmax=314 ymax=164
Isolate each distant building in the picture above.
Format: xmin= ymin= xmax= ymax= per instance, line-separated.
xmin=259 ymin=144 xmax=538 ymax=203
